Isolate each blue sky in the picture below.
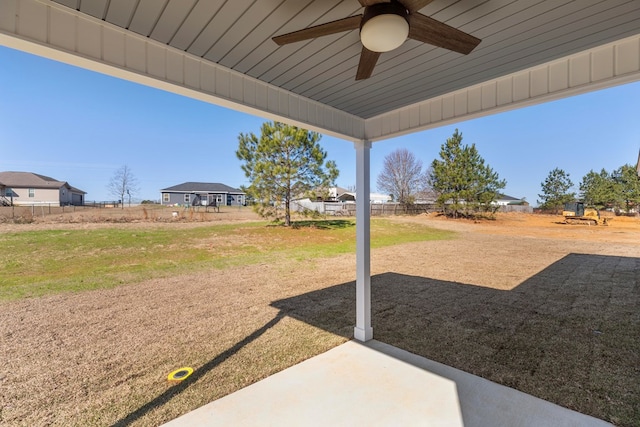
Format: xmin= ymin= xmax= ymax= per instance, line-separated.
xmin=1 ymin=45 xmax=639 ymax=206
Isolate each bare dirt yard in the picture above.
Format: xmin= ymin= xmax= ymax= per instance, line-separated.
xmin=1 ymin=208 xmax=639 ymax=426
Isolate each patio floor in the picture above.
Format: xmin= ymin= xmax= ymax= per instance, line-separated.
xmin=162 ymin=340 xmax=612 ymax=427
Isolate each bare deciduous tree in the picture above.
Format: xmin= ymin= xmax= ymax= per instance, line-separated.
xmin=107 ymin=165 xmax=139 ymax=208
xmin=376 ymin=148 xmax=424 ymax=206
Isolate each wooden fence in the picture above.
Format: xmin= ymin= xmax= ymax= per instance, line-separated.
xmin=498 ymin=205 xmax=533 ymax=213
xmin=292 ymin=201 xmax=439 ymax=217
xmin=292 ymin=201 xmax=532 ymax=217
xmin=0 ymin=202 xmax=121 ymax=220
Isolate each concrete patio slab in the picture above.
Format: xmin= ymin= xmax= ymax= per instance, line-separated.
xmin=162 ymin=340 xmax=612 ymax=427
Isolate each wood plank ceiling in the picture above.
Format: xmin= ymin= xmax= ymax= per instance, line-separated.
xmin=50 ymin=0 xmax=640 ymax=119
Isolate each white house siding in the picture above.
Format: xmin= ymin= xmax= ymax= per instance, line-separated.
xmin=370 ymin=193 xmax=391 ymax=203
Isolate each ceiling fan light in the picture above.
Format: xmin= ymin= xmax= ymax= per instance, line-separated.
xmin=360 ymin=13 xmax=409 ymax=52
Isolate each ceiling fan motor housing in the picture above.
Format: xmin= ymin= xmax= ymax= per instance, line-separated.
xmin=272 ymin=0 xmax=480 ymax=80
xmin=360 ymin=1 xmax=410 ymax=52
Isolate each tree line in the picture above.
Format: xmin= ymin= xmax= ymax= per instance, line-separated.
xmin=538 ymin=164 xmax=640 ymax=214
xmin=377 ymin=129 xmax=506 ymax=218
xmin=107 ymin=121 xmax=638 ymax=223
xmin=236 ymin=123 xmax=506 ymax=223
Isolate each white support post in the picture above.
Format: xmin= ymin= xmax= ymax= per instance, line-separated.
xmin=354 ymin=140 xmax=373 ymax=342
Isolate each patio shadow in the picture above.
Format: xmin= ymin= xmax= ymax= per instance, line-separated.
xmin=271 ymin=253 xmax=639 ymax=426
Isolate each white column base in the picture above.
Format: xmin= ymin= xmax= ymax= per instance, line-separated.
xmin=354 ymin=326 xmax=374 ymax=342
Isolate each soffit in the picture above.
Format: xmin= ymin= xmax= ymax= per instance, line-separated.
xmin=48 ymin=0 xmax=640 ymax=119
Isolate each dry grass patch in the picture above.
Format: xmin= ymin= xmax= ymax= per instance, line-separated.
xmin=0 ymin=218 xmax=453 ymax=301
xmin=1 ymin=260 xmax=354 ymax=427
xmin=1 ymin=213 xmax=638 ymax=426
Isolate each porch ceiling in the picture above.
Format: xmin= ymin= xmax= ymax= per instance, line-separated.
xmin=1 ymin=0 xmax=640 ymax=141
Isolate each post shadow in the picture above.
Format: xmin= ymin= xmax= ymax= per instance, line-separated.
xmin=271 ymin=253 xmax=640 ymax=424
xmin=112 ymin=311 xmax=286 ymax=427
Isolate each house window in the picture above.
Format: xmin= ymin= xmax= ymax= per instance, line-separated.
xmin=216 ymin=194 xmax=223 ymax=205
xmin=4 ymin=188 xmax=10 ymax=197
xmin=184 ymin=194 xmax=190 ymax=203
xmin=162 ymin=193 xmax=170 ymax=203
xmin=28 ymin=188 xmax=35 ymax=198
xmin=238 ymin=195 xmax=245 ymax=205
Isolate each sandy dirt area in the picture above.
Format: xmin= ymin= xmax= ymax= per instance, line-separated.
xmin=0 ymin=210 xmax=638 ymax=426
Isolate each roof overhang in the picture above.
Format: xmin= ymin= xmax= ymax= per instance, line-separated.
xmin=1 ymin=0 xmax=639 ymax=143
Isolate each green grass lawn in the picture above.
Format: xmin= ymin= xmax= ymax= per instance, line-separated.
xmin=0 ymin=219 xmax=455 ymax=301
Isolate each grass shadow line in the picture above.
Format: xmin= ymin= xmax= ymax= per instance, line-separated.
xmin=111 ymin=311 xmax=285 ymax=427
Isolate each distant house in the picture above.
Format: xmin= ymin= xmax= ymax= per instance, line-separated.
xmin=327 ymin=186 xmax=352 ymax=201
xmin=336 ymin=192 xmax=355 ymax=202
xmin=337 ymin=191 xmax=391 ymax=204
xmin=370 ymin=193 xmax=392 ymax=204
xmin=161 ymin=182 xmax=245 ymax=206
xmin=293 ymin=186 xmax=391 ymax=214
xmin=495 ymin=194 xmax=529 ymax=206
xmin=303 ymin=186 xmax=351 ymax=202
xmin=302 ymin=186 xmax=391 ymax=204
xmin=0 ymin=171 xmax=86 ymax=206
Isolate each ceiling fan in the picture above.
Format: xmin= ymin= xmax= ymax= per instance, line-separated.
xmin=272 ymin=0 xmax=481 ymax=80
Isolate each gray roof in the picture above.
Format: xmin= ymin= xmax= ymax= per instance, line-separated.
xmin=68 ymin=186 xmax=86 ymax=194
xmin=0 ymin=171 xmax=86 ymax=193
xmin=161 ymin=182 xmax=244 ymax=194
xmin=335 ymin=186 xmax=351 ymax=196
xmin=497 ymin=194 xmax=522 ymax=201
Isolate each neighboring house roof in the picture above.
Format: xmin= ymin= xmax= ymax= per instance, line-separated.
xmin=334 ymin=186 xmax=350 ymax=196
xmin=337 ymin=192 xmax=355 ymax=202
xmin=497 ymin=194 xmax=522 ymax=202
xmin=68 ymin=186 xmax=86 ymax=194
xmin=0 ymin=171 xmax=86 ymax=193
xmin=496 ymin=194 xmax=529 ymax=205
xmin=161 ymin=182 xmax=244 ymax=193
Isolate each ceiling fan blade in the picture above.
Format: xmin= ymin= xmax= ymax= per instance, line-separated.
xmin=400 ymin=0 xmax=436 ymax=13
xmin=273 ymin=15 xmax=362 ymax=46
xmin=408 ymin=13 xmax=481 ymax=54
xmin=356 ymin=46 xmax=381 ymax=80
xmin=359 ymin=0 xmax=391 ymax=6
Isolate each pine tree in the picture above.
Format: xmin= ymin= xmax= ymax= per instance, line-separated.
xmin=428 ymin=129 xmax=506 ymax=218
xmin=580 ymin=169 xmax=615 ymax=209
xmin=538 ymin=168 xmax=575 ymax=212
xmin=612 ymin=164 xmax=640 ymax=214
xmin=236 ymin=121 xmax=338 ymax=226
